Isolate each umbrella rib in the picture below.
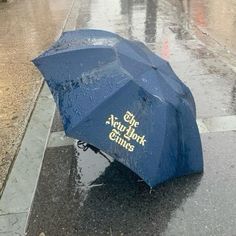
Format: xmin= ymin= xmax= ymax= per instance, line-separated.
xmin=117 ymin=51 xmax=154 ymax=68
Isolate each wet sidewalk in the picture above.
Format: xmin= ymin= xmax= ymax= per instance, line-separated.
xmin=1 ymin=0 xmax=236 ymax=235
xmin=26 ymin=0 xmax=236 ymax=235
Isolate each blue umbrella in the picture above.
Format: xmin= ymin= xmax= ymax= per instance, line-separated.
xmin=33 ymin=29 xmax=203 ymax=188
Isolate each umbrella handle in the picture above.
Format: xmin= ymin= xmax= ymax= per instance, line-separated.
xmin=76 ymin=140 xmax=111 ymax=163
xmin=77 ymin=140 xmax=89 ymax=151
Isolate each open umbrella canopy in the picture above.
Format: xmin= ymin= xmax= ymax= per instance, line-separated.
xmin=33 ymin=29 xmax=203 ymax=188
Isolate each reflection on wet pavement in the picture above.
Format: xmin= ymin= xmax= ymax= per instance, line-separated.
xmin=187 ymin=0 xmax=236 ymax=54
xmin=168 ymin=0 xmax=236 ymax=54
xmin=72 ymin=145 xmax=111 ymax=204
xmin=27 ymin=145 xmax=203 ymax=235
xmin=0 ymin=0 xmax=73 ymax=191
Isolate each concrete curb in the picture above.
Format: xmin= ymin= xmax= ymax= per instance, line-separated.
xmin=0 ymin=84 xmax=55 ymax=235
xmin=0 ymin=0 xmax=78 ymax=234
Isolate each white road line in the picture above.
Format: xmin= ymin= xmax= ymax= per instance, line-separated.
xmin=200 ymin=116 xmax=236 ymax=133
xmin=48 ymin=115 xmax=236 ymax=148
xmin=196 ymin=119 xmax=209 ymax=134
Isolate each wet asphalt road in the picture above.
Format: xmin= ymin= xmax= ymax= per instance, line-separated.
xmin=27 ymin=133 xmax=236 ymax=236
xmin=0 ymin=0 xmax=73 ymax=192
xmin=26 ymin=0 xmax=236 ymax=235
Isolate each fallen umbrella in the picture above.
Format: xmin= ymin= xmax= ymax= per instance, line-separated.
xmin=33 ymin=29 xmax=203 ymax=188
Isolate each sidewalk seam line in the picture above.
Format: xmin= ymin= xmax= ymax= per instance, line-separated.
xmin=47 ymin=115 xmax=236 ymax=148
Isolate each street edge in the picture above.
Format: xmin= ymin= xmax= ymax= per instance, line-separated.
xmin=0 ymin=0 xmax=78 ymax=234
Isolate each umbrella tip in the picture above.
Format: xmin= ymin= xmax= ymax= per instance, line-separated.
xmin=31 ymin=58 xmax=36 ymax=64
xmin=31 ymin=56 xmax=41 ymax=66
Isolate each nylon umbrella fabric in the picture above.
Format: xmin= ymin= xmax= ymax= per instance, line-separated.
xmin=33 ymin=29 xmax=203 ymax=188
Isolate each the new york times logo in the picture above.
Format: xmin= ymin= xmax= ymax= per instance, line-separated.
xmin=105 ymin=111 xmax=146 ymax=152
